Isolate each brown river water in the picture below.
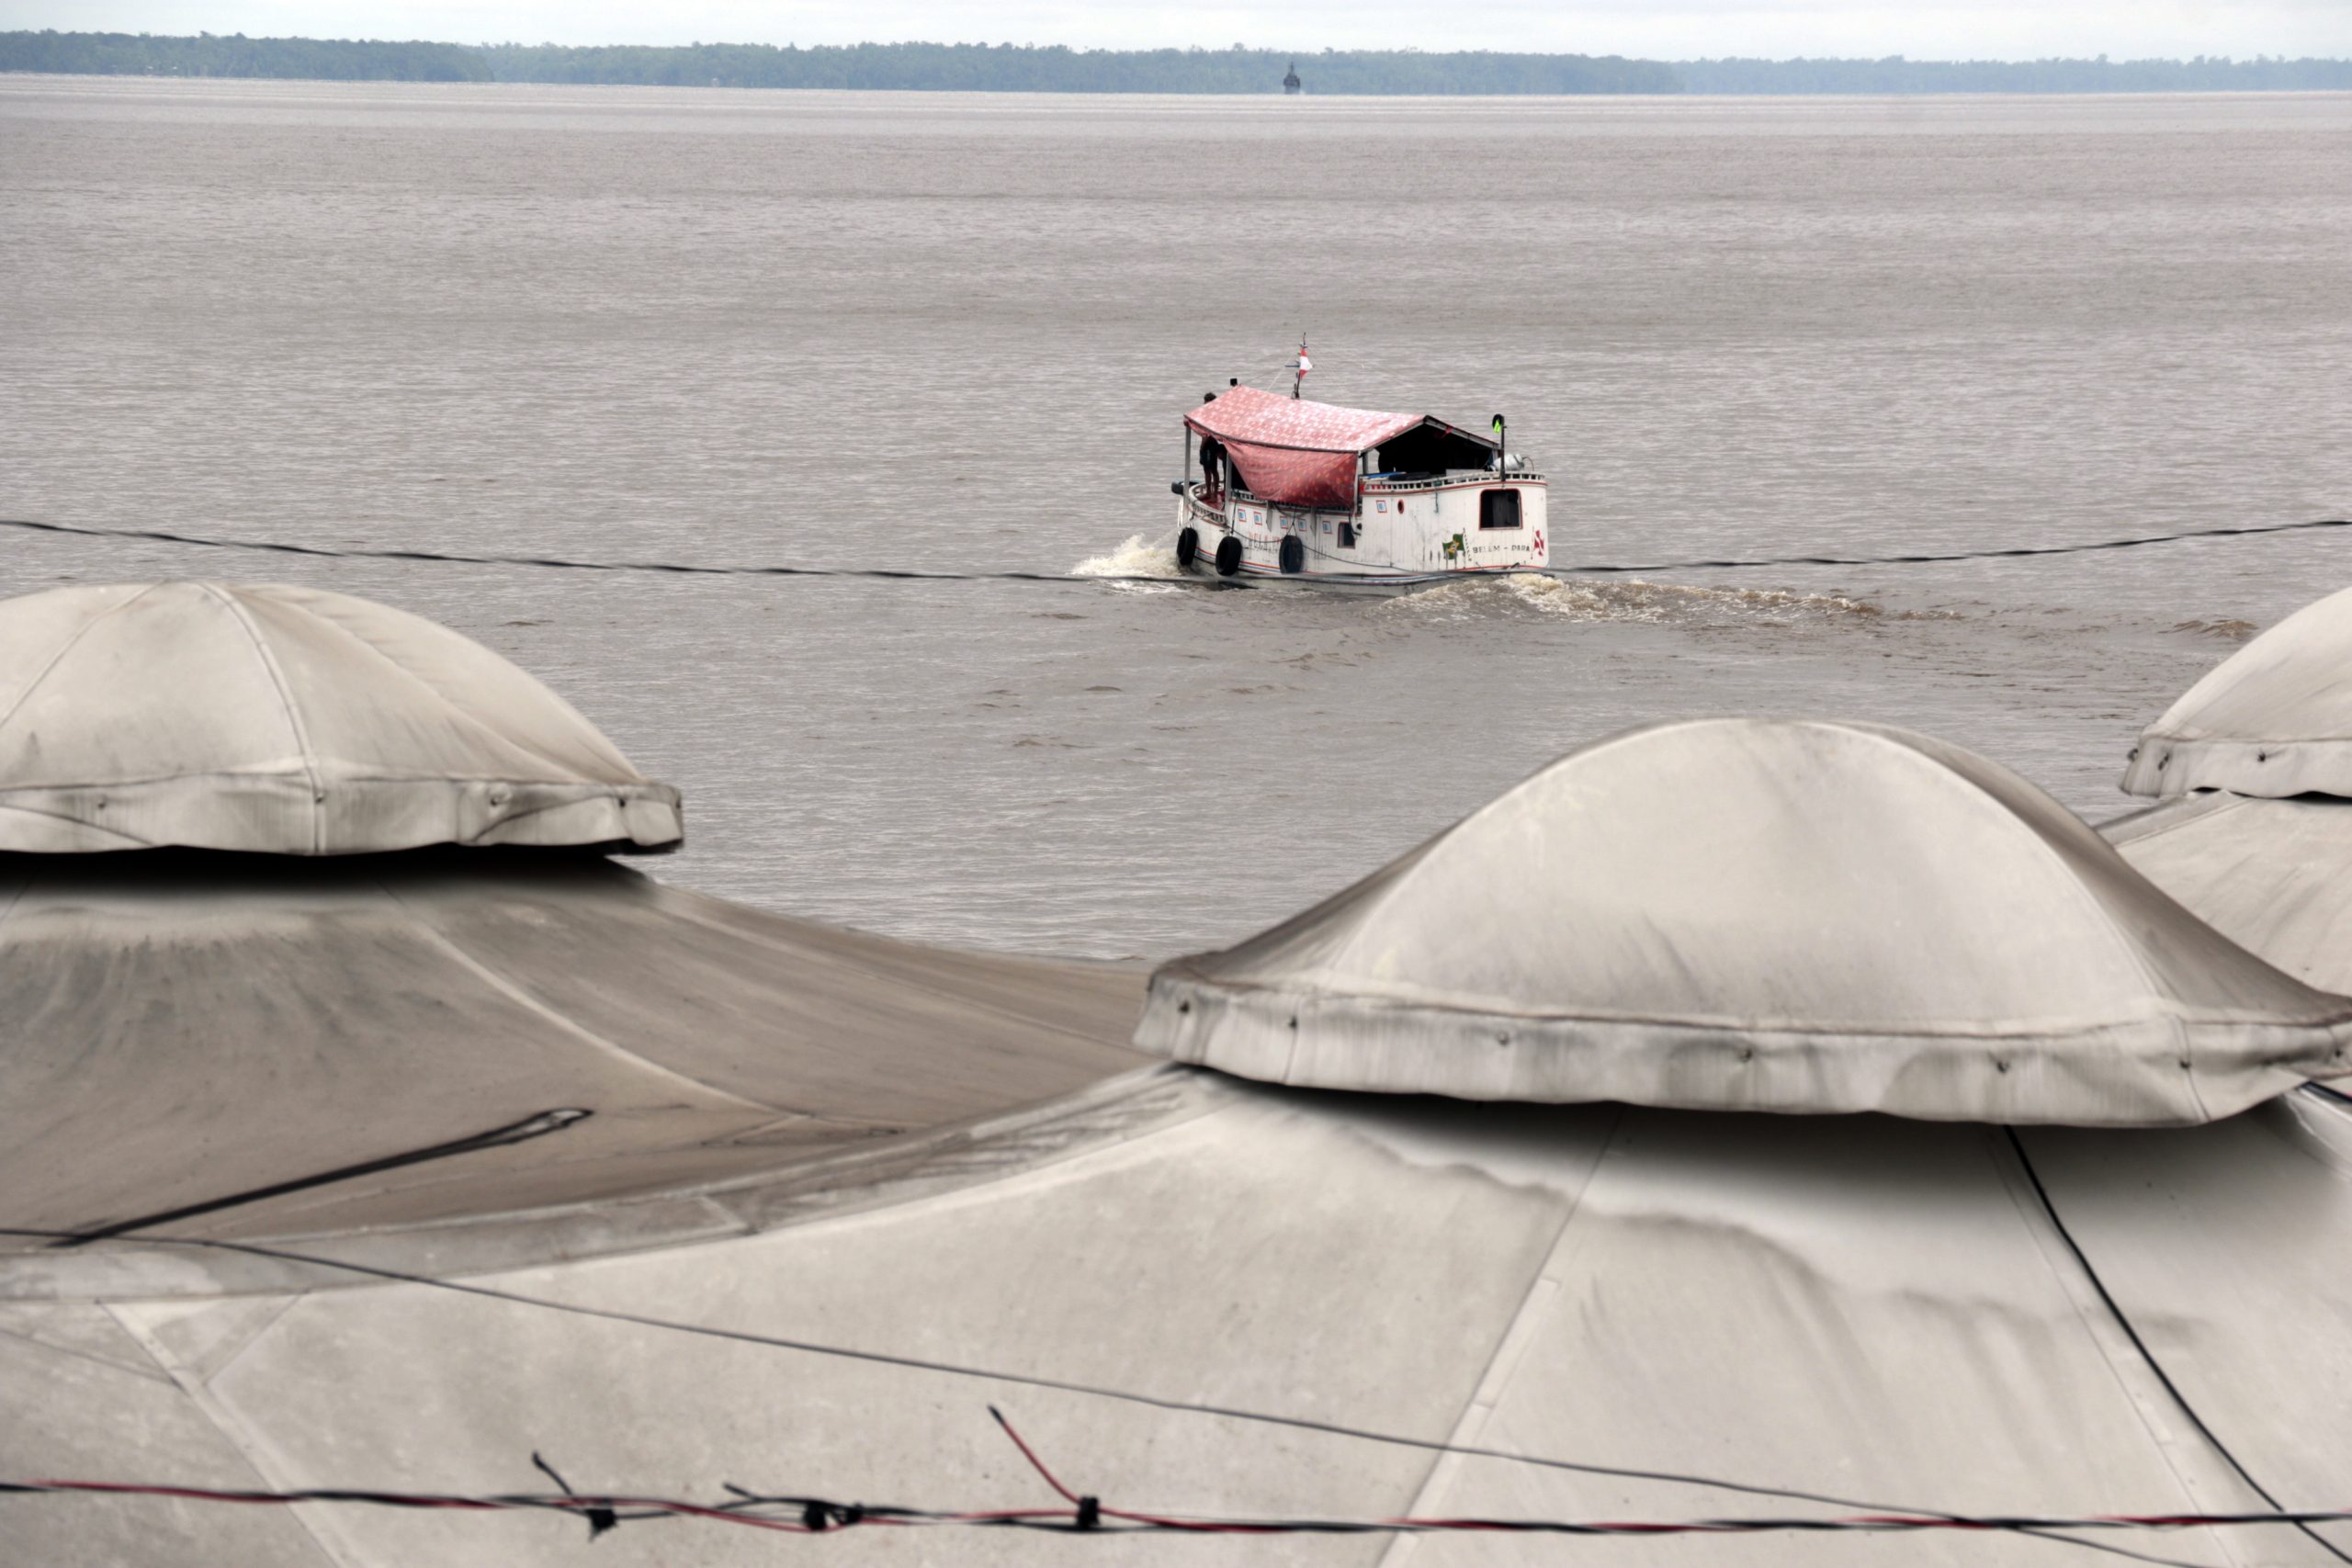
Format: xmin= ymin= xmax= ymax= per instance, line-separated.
xmin=3 ymin=78 xmax=2347 ymax=955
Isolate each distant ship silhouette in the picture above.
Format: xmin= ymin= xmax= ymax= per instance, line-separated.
xmin=1283 ymin=61 xmax=1302 ymax=94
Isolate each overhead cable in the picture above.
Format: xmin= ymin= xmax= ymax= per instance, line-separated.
xmin=49 ymin=1109 xmax=591 ymax=1247
xmin=1551 ymin=515 xmax=2351 ymax=575
xmin=2 ymin=513 xmax=2345 ymax=585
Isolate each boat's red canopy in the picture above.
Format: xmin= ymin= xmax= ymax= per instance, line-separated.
xmin=1186 ymin=387 xmax=1436 ymax=510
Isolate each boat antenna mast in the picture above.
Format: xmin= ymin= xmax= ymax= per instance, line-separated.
xmin=1286 ymin=336 xmax=1311 ymax=400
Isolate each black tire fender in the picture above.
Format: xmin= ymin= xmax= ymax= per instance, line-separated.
xmin=1278 ymin=535 xmax=1305 ymax=575
xmin=1214 ymin=535 xmax=1243 ymax=577
xmin=1175 ymin=526 xmax=1199 ymax=570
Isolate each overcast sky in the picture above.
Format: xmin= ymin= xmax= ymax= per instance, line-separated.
xmin=6 ymin=1 xmax=2349 ymax=59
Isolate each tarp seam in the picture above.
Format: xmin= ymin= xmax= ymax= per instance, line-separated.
xmin=1374 ymin=1104 xmax=1624 ymax=1568
xmin=373 ymin=878 xmax=786 ymax=1116
xmin=276 ymin=593 xmax=642 ymax=784
xmin=198 ymin=583 xmax=324 ymax=854
xmin=0 ymin=581 xmax=161 ymax=735
xmin=2003 ymin=1128 xmax=2352 ymax=1566
xmin=101 ymin=1303 xmax=356 ymax=1568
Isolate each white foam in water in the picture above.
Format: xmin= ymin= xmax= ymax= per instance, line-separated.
xmin=1397 ymin=573 xmax=1887 ymax=624
xmin=1071 ymin=533 xmax=1186 ymax=590
xmin=1065 ymin=550 xmax=1891 ymax=619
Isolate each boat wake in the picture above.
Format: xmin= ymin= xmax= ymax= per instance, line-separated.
xmin=1070 ymin=533 xmax=1185 ymax=591
xmin=1394 ymin=574 xmax=1890 ymax=625
xmin=1066 ymin=547 xmax=1899 ymax=625
xmin=2170 ymin=617 xmax=2257 ymax=640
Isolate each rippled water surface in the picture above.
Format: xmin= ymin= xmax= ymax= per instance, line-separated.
xmin=4 ymin=79 xmax=2348 ymax=954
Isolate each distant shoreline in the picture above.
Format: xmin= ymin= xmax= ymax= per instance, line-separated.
xmin=5 ymin=32 xmax=2351 ymax=95
xmin=11 ymin=73 xmax=2352 ymax=103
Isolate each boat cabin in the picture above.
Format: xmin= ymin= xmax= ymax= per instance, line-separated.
xmin=1173 ymin=384 xmax=1549 ymax=589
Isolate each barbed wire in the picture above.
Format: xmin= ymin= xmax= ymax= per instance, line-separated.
xmin=19 ymin=1475 xmax=2347 ymax=1540
xmin=2 ymin=513 xmax=2345 ymax=585
xmin=7 ymin=1408 xmax=2346 ymax=1548
xmin=0 ymin=1224 xmax=2261 ymax=1568
xmin=0 ymin=1229 xmax=2034 ymax=1519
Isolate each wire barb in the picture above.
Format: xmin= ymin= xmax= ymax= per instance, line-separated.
xmin=989 ymin=1405 xmax=1117 ymax=1531
xmin=528 ymin=1451 xmax=617 ymax=1540
xmin=988 ymin=1405 xmax=1080 ymax=1506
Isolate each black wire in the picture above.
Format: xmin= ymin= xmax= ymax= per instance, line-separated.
xmin=7 ymin=1476 xmax=2346 ymax=1540
xmin=2003 ymin=1128 xmax=2352 ymax=1565
xmin=0 ymin=515 xmax=1098 ymax=581
xmin=1552 ymin=516 xmax=2352 ymax=575
xmin=49 ymin=1109 xmax=590 ymax=1247
xmin=0 ymin=1224 xmax=2208 ymax=1568
xmin=2 ymin=513 xmax=2345 ymax=584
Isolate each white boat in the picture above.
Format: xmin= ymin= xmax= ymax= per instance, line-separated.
xmin=1170 ymin=375 xmax=1549 ymax=591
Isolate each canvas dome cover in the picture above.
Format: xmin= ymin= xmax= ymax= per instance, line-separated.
xmin=1136 ymin=717 xmax=2352 ymax=1124
xmin=0 ymin=581 xmax=681 ymax=854
xmin=2123 ymin=581 xmax=2352 ymax=797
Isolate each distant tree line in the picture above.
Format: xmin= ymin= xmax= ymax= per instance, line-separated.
xmin=6 ymin=31 xmax=2351 ymax=95
xmin=1677 ymin=54 xmax=2352 ymax=93
xmin=0 ymin=30 xmax=491 ymax=82
xmin=469 ymin=42 xmax=1680 ymax=94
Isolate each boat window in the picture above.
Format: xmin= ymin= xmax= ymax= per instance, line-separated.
xmin=1480 ymin=490 xmax=1522 ymax=530
xmin=1378 ymin=422 xmax=1492 ymax=477
xmin=1339 ymin=520 xmax=1357 ymax=548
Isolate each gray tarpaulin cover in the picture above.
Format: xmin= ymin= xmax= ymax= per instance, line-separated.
xmin=0 ymin=581 xmax=681 ymax=852
xmin=1137 ymin=717 xmax=2352 ymax=1123
xmin=9 ymin=592 xmax=2352 ymax=1567
xmin=13 ymin=1068 xmax=2352 ymax=1568
xmin=2122 ymin=581 xmax=2352 ymax=797
xmin=0 ymin=850 xmax=1146 ymax=1265
xmin=2109 ymin=794 xmax=2352 ymax=994
xmin=2103 ymin=581 xmax=2352 ymax=992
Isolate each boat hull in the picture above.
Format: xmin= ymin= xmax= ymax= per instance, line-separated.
xmin=1173 ymin=475 xmax=1549 ymax=591
xmin=1174 ymin=556 xmax=1529 ymax=596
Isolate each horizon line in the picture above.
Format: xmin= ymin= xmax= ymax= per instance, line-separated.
xmin=6 ymin=30 xmax=2350 ymax=66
